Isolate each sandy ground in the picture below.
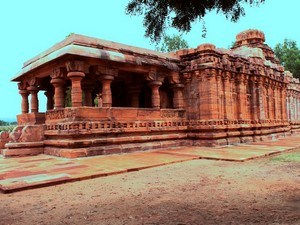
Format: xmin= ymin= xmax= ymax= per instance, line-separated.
xmin=1 ymin=150 xmax=299 ymax=225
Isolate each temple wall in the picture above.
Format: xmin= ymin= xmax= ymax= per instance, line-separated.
xmin=286 ymin=77 xmax=300 ymax=133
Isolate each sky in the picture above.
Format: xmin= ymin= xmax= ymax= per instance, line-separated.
xmin=0 ymin=0 xmax=299 ymax=122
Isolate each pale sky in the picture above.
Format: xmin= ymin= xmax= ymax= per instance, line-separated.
xmin=0 ymin=0 xmax=299 ymax=121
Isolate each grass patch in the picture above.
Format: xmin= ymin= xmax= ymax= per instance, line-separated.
xmin=270 ymin=151 xmax=300 ymax=162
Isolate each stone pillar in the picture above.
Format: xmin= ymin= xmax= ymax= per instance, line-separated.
xmin=223 ymin=72 xmax=232 ymax=120
xmin=216 ymin=74 xmax=222 ymax=119
xmin=148 ymin=81 xmax=162 ymax=109
xmin=27 ymin=85 xmax=39 ymax=113
xmin=100 ymin=75 xmax=114 ymax=107
xmin=82 ymin=81 xmax=94 ymax=107
xmin=128 ymin=86 xmax=141 ymax=107
xmin=256 ymin=78 xmax=265 ymax=120
xmin=19 ymin=90 xmax=29 ymax=114
xmin=51 ymin=77 xmax=66 ymax=109
xmin=236 ymin=75 xmax=247 ymax=120
xmin=172 ymin=84 xmax=184 ymax=109
xmin=67 ymin=72 xmax=85 ymax=107
xmin=44 ymin=90 xmax=54 ymax=110
xmin=250 ymin=79 xmax=258 ymax=121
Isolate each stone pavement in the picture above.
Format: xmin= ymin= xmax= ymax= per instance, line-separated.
xmin=1 ymin=135 xmax=300 ymax=193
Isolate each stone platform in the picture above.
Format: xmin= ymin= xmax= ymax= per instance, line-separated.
xmin=1 ymin=135 xmax=300 ymax=193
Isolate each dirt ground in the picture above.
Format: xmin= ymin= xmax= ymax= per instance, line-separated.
xmin=1 ymin=150 xmax=299 ymax=225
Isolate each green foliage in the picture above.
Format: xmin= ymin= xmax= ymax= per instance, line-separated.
xmin=274 ymin=39 xmax=300 ymax=79
xmin=126 ymin=0 xmax=265 ymax=42
xmin=0 ymin=125 xmax=16 ymax=132
xmin=270 ymin=152 xmax=300 ymax=163
xmin=0 ymin=120 xmax=8 ymax=126
xmin=157 ymin=34 xmax=189 ymax=52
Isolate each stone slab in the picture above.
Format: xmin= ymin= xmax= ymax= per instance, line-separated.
xmin=1 ymin=135 xmax=300 ymax=193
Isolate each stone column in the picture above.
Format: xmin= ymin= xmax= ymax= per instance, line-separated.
xmin=27 ymin=85 xmax=39 ymax=113
xmin=100 ymin=75 xmax=114 ymax=107
xmin=148 ymin=81 xmax=162 ymax=109
xmin=250 ymin=79 xmax=258 ymax=121
xmin=172 ymin=84 xmax=184 ymax=109
xmin=51 ymin=77 xmax=66 ymax=109
xmin=222 ymin=72 xmax=232 ymax=120
xmin=82 ymin=81 xmax=94 ymax=107
xmin=256 ymin=78 xmax=265 ymax=120
xmin=236 ymin=75 xmax=247 ymax=120
xmin=128 ymin=86 xmax=141 ymax=107
xmin=67 ymin=72 xmax=85 ymax=107
xmin=65 ymin=61 xmax=87 ymax=107
xmin=44 ymin=90 xmax=54 ymax=110
xmin=19 ymin=90 xmax=29 ymax=114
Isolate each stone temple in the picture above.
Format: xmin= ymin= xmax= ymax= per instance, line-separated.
xmin=1 ymin=29 xmax=300 ymax=158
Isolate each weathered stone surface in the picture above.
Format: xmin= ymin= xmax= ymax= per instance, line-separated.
xmin=4 ymin=29 xmax=300 ymax=158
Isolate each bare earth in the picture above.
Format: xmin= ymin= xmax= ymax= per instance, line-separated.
xmin=1 ymin=150 xmax=299 ymax=225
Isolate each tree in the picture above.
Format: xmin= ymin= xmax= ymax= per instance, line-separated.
xmin=0 ymin=120 xmax=9 ymax=126
xmin=157 ymin=34 xmax=189 ymax=52
xmin=126 ymin=0 xmax=265 ymax=42
xmin=274 ymin=39 xmax=300 ymax=79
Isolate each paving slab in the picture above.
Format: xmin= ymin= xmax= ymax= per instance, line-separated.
xmin=1 ymin=135 xmax=300 ymax=193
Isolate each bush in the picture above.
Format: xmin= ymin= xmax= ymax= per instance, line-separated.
xmin=0 ymin=125 xmax=16 ymax=132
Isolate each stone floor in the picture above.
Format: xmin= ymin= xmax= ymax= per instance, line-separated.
xmin=1 ymin=135 xmax=300 ymax=193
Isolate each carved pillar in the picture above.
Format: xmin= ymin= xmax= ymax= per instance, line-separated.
xmin=82 ymin=80 xmax=94 ymax=107
xmin=256 ymin=78 xmax=265 ymax=120
xmin=67 ymin=72 xmax=85 ymax=107
xmin=27 ymin=85 xmax=39 ymax=113
xmin=172 ymin=84 xmax=184 ymax=109
xmin=250 ymin=79 xmax=257 ymax=121
xmin=100 ymin=75 xmax=114 ymax=107
xmin=51 ymin=69 xmax=66 ymax=109
xmin=18 ymin=82 xmax=29 ymax=114
xmin=236 ymin=75 xmax=247 ymax=120
xmin=128 ymin=86 xmax=141 ymax=107
xmin=44 ymin=90 xmax=54 ymax=110
xmin=148 ymin=81 xmax=162 ymax=109
xmin=222 ymin=72 xmax=232 ymax=120
xmin=66 ymin=61 xmax=86 ymax=107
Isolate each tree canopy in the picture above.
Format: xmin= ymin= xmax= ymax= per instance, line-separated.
xmin=126 ymin=0 xmax=265 ymax=42
xmin=274 ymin=39 xmax=300 ymax=79
xmin=157 ymin=34 xmax=189 ymax=52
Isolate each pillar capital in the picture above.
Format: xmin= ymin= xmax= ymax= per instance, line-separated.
xmin=148 ymin=80 xmax=162 ymax=87
xmin=99 ymin=75 xmax=115 ymax=81
xmin=67 ymin=71 xmax=85 ymax=79
xmin=66 ymin=60 xmax=88 ymax=73
xmin=94 ymin=65 xmax=118 ymax=77
xmin=27 ymin=85 xmax=39 ymax=92
xmin=18 ymin=81 xmax=28 ymax=91
xmin=172 ymin=83 xmax=184 ymax=89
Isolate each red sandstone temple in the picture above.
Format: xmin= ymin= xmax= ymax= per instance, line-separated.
xmin=2 ymin=29 xmax=300 ymax=158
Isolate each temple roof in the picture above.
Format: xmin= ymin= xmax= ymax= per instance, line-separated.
xmin=12 ymin=34 xmax=180 ymax=82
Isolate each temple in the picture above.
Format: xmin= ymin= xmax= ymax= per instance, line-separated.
xmin=2 ymin=29 xmax=300 ymax=158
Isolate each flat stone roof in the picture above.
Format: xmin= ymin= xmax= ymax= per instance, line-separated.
xmin=12 ymin=34 xmax=180 ymax=82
